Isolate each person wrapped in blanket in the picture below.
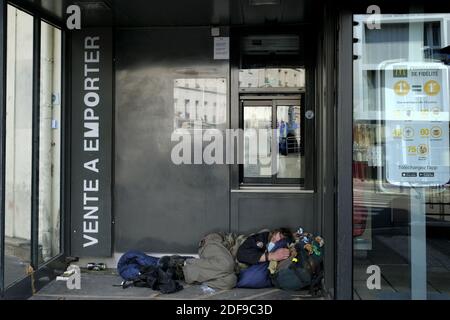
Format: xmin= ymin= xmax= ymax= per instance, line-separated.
xmin=235 ymin=227 xmax=324 ymax=288
xmin=235 ymin=228 xmax=294 ymax=288
xmin=236 ymin=228 xmax=293 ymax=266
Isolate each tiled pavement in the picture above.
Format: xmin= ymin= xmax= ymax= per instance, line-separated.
xmin=29 ymin=269 xmax=327 ymax=300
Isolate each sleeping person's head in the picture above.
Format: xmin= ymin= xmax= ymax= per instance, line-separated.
xmin=267 ymin=228 xmax=293 ymax=252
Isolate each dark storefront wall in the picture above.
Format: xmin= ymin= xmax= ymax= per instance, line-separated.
xmin=113 ymin=26 xmax=319 ymax=253
xmin=114 ymin=27 xmax=231 ymax=253
xmin=230 ymin=194 xmax=315 ymax=236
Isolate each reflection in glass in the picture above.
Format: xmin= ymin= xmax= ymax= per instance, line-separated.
xmin=38 ymin=22 xmax=62 ymax=264
xmin=277 ymin=106 xmax=302 ymax=179
xmin=239 ymin=68 xmax=305 ymax=89
xmin=353 ymin=13 xmax=450 ymax=300
xmin=244 ymin=107 xmax=272 ymax=178
xmin=174 ymin=78 xmax=226 ymax=130
xmin=5 ymin=5 xmax=33 ymax=287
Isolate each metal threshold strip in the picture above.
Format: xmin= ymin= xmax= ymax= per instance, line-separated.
xmin=232 ymin=187 xmax=314 ymax=194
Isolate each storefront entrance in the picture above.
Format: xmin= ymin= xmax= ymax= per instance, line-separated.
xmin=0 ymin=0 xmax=342 ymax=300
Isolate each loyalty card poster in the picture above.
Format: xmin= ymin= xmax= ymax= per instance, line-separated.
xmin=384 ymin=62 xmax=450 ymax=186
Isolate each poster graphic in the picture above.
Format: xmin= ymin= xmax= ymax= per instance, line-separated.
xmin=384 ymin=62 xmax=450 ymax=186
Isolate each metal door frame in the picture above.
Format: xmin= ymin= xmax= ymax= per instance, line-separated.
xmin=0 ymin=0 xmax=67 ymax=299
xmin=239 ymin=95 xmax=308 ymax=186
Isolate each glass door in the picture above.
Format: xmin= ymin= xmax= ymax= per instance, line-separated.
xmin=353 ymin=12 xmax=450 ymax=300
xmin=4 ymin=4 xmax=34 ymax=288
xmin=38 ymin=20 xmax=62 ymax=265
xmin=1 ymin=4 xmax=64 ymax=295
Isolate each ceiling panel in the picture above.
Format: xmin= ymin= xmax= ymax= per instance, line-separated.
xmin=9 ymin=0 xmax=312 ymax=27
xmin=9 ymin=0 xmax=66 ymax=20
xmin=111 ymin=0 xmax=231 ymax=27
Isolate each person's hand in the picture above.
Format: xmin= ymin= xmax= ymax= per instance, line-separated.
xmin=269 ymin=248 xmax=290 ymax=261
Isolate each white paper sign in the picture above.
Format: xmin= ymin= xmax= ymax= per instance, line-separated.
xmin=214 ymin=37 xmax=229 ymax=60
xmin=384 ymin=62 xmax=450 ymax=186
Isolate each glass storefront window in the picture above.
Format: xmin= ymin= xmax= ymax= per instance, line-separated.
xmin=4 ymin=5 xmax=34 ymax=287
xmin=38 ymin=21 xmax=62 ymax=264
xmin=244 ymin=106 xmax=273 ymax=179
xmin=239 ymin=68 xmax=305 ymax=89
xmin=276 ymin=105 xmax=302 ymax=179
xmin=353 ymin=13 xmax=450 ymax=300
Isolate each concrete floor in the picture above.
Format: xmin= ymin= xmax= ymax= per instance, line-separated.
xmin=29 ymin=269 xmax=326 ymax=300
xmin=353 ymin=235 xmax=450 ymax=300
xmin=4 ymin=255 xmax=30 ymax=288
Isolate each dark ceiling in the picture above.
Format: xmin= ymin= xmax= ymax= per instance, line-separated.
xmin=10 ymin=0 xmax=316 ymax=27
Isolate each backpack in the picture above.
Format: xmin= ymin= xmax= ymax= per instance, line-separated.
xmin=271 ymin=235 xmax=325 ymax=297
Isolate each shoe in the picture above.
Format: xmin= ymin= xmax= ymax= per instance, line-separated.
xmin=87 ymin=262 xmax=107 ymax=271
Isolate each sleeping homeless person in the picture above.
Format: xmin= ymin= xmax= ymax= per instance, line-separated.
xmin=236 ymin=228 xmax=294 ymax=266
xmin=234 ymin=228 xmax=295 ymax=288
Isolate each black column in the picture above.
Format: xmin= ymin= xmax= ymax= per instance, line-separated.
xmin=0 ymin=0 xmax=7 ymax=296
xmin=30 ymin=16 xmax=41 ymax=269
xmin=336 ymin=9 xmax=354 ymax=300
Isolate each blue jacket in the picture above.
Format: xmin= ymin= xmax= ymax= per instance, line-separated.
xmin=117 ymin=250 xmax=160 ymax=280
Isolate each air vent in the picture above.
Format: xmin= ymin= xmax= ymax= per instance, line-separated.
xmin=74 ymin=1 xmax=111 ymax=11
xmin=249 ymin=0 xmax=280 ymax=6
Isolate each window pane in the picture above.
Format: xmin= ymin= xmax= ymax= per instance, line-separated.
xmin=239 ymin=68 xmax=305 ymax=89
xmin=38 ymin=22 xmax=61 ymax=264
xmin=5 ymin=5 xmax=33 ymax=287
xmin=244 ymin=106 xmax=272 ymax=178
xmin=353 ymin=13 xmax=450 ymax=300
xmin=276 ymin=105 xmax=303 ymax=179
